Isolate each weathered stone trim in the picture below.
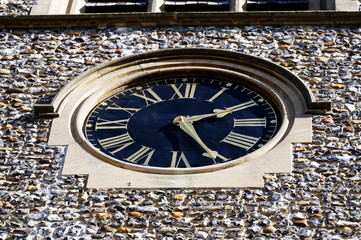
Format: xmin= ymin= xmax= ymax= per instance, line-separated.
xmin=1 ymin=11 xmax=361 ymax=30
xmin=30 ymin=0 xmax=86 ymax=15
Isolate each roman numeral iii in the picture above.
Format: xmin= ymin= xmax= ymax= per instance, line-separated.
xmin=233 ymin=118 xmax=267 ymax=127
xmin=221 ymin=131 xmax=260 ymax=150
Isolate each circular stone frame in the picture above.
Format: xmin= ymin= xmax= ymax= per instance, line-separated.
xmin=76 ymin=73 xmax=285 ymax=174
xmin=35 ymin=48 xmax=330 ymax=188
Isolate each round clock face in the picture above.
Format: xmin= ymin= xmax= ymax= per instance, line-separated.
xmin=83 ymin=77 xmax=281 ymax=170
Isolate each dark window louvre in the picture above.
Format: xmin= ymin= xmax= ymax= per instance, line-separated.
xmin=246 ymin=0 xmax=308 ymax=10
xmin=164 ymin=0 xmax=229 ymax=11
xmin=85 ymin=0 xmax=148 ymax=12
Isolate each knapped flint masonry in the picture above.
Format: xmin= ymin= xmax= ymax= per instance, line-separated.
xmin=0 ymin=1 xmax=360 ymax=239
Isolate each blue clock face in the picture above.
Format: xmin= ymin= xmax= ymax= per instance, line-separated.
xmin=84 ymin=77 xmax=280 ymax=169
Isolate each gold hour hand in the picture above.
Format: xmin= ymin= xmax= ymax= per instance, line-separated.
xmin=173 ymin=116 xmax=218 ymax=160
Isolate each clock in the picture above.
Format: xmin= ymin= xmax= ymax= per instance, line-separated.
xmin=83 ymin=77 xmax=280 ymax=172
xmin=35 ymin=48 xmax=329 ymax=188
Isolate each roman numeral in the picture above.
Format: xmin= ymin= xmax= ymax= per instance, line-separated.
xmin=95 ymin=117 xmax=129 ymax=130
xmin=170 ymin=83 xmax=197 ymax=99
xmin=106 ymin=103 xmax=140 ymax=115
xmin=206 ymin=87 xmax=228 ymax=102
xmin=233 ymin=118 xmax=267 ymax=127
xmin=132 ymin=88 xmax=163 ymax=106
xmin=124 ymin=146 xmax=155 ymax=165
xmin=98 ymin=133 xmax=134 ymax=154
xmin=221 ymin=131 xmax=260 ymax=150
xmin=170 ymin=151 xmax=191 ymax=168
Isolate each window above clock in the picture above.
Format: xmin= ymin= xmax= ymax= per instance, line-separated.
xmin=85 ymin=0 xmax=149 ymax=13
xmin=29 ymin=0 xmax=359 ymax=14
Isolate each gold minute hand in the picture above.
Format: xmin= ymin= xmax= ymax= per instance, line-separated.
xmin=186 ymin=100 xmax=257 ymax=123
xmin=173 ymin=116 xmax=218 ymax=161
xmin=185 ymin=109 xmax=234 ymax=123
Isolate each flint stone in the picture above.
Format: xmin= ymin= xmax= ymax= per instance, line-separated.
xmin=336 ymin=220 xmax=360 ymax=227
xmin=64 ymin=212 xmax=80 ymax=220
xmin=158 ymin=226 xmax=177 ymax=233
xmin=269 ymin=193 xmax=282 ymax=201
xmin=0 ymin=233 xmax=7 ymax=239
xmin=85 ymin=227 xmax=97 ymax=234
xmin=0 ymin=69 xmax=11 ymax=74
xmin=195 ymin=231 xmax=208 ymax=239
xmin=291 ymin=212 xmax=307 ymax=219
xmin=345 ymin=103 xmax=356 ymax=112
xmin=26 ymin=87 xmax=46 ymax=94
xmin=247 ymin=224 xmax=262 ymax=233
xmin=101 ymin=225 xmax=117 ymax=233
xmin=299 ymin=228 xmax=314 ymax=237
xmin=310 ymin=218 xmax=324 ymax=227
xmin=6 ymin=88 xmax=24 ymax=93
xmin=114 ymin=211 xmax=126 ymax=220
xmin=53 ymin=226 xmax=66 ymax=238
xmin=216 ymin=194 xmax=228 ymax=200
xmin=306 ymin=206 xmax=321 ymax=214
xmin=127 ymin=217 xmax=148 ymax=227
xmin=46 ymin=214 xmax=63 ymax=221
xmin=26 ymin=212 xmax=44 ymax=221
xmin=67 ymin=225 xmax=83 ymax=236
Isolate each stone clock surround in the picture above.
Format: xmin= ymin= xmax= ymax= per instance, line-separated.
xmin=35 ymin=48 xmax=331 ymax=188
